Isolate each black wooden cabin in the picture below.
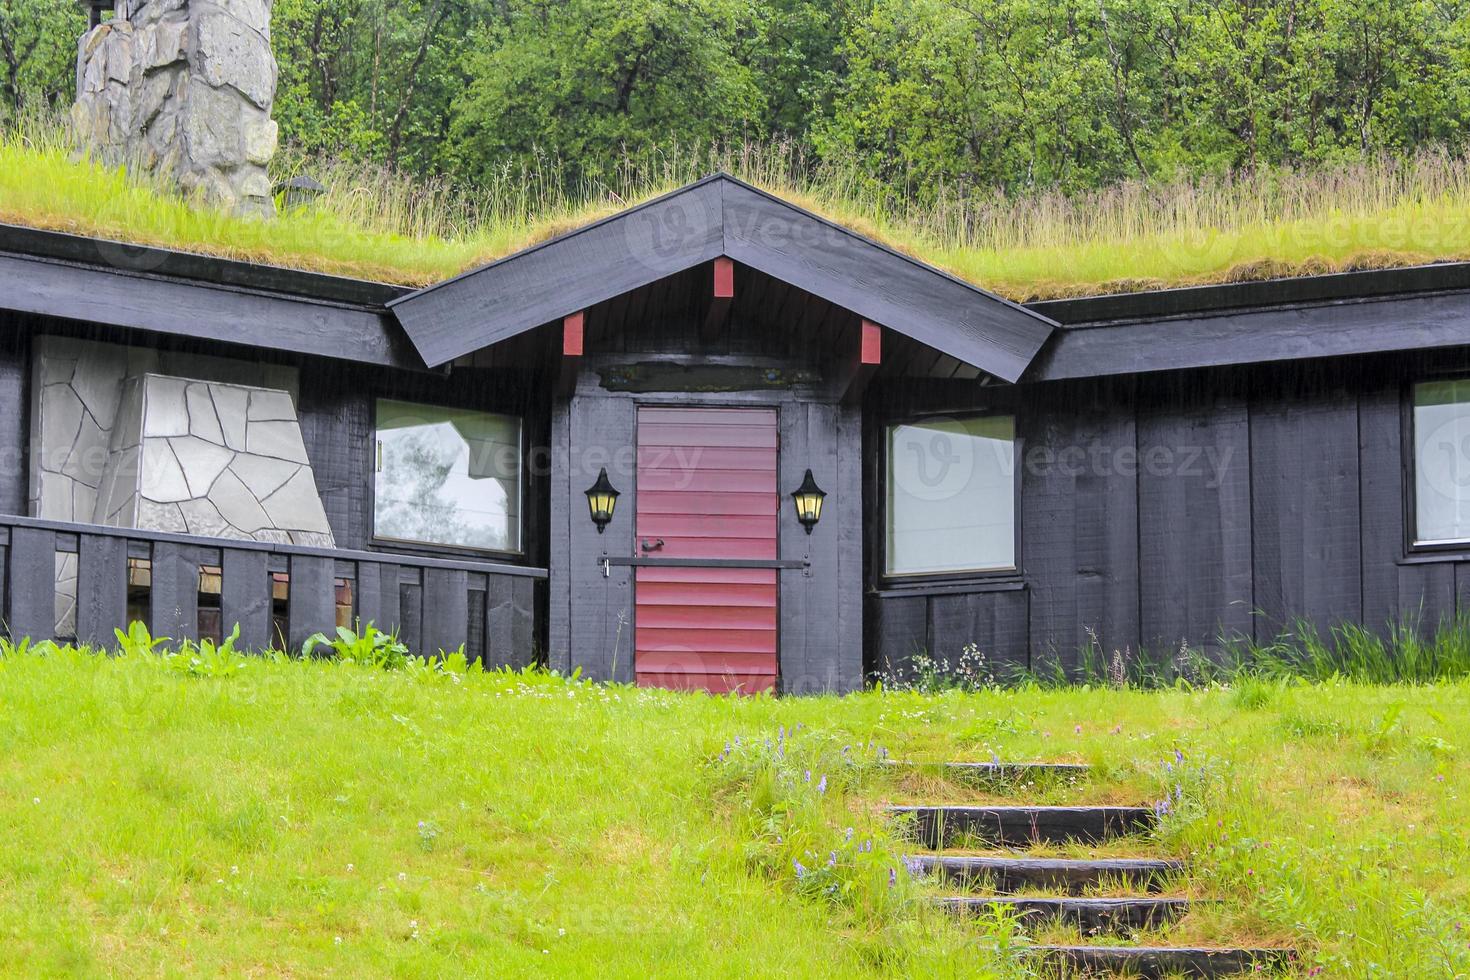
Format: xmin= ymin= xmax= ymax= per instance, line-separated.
xmin=3 ymin=174 xmax=1470 ymax=691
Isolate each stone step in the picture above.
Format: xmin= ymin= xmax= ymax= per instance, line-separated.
xmin=1033 ymin=945 xmax=1296 ymax=978
xmin=890 ymin=805 xmax=1157 ymax=848
xmin=938 ymin=895 xmax=1190 ymax=933
xmin=906 ymin=854 xmax=1184 ymax=894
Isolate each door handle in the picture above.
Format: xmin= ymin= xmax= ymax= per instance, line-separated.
xmin=640 ymin=538 xmax=665 ymax=553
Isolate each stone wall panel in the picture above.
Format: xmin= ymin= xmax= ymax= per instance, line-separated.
xmin=30 ymin=337 xmax=336 ymax=635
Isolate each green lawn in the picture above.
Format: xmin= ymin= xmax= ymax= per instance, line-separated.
xmin=0 ymin=645 xmax=1466 ymax=977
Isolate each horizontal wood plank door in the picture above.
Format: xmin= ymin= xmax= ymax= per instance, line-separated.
xmin=635 ymin=407 xmax=779 ymax=693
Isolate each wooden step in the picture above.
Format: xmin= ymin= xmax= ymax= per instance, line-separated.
xmin=938 ymin=895 xmax=1189 ymax=933
xmin=1033 ymin=945 xmax=1295 ymax=978
xmin=906 ymin=854 xmax=1184 ymax=894
xmin=890 ymin=805 xmax=1156 ymax=848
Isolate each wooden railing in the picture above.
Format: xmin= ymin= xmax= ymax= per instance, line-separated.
xmin=0 ymin=515 xmax=544 ymax=665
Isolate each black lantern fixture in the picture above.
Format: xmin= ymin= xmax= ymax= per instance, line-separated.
xmin=791 ymin=469 xmax=826 ymax=535
xmin=584 ymin=468 xmax=620 ymax=533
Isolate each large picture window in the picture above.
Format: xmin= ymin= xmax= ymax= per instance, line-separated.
xmin=885 ymin=415 xmax=1015 ymax=576
xmin=374 ymin=400 xmax=522 ymax=553
xmin=1414 ymin=380 xmax=1470 ymax=545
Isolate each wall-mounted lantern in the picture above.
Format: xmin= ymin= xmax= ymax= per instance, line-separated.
xmin=585 ymin=467 xmax=620 ymax=534
xmin=791 ymin=469 xmax=826 ymax=535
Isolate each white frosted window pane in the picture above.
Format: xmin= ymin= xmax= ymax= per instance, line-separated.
xmin=375 ymin=400 xmax=522 ymax=552
xmin=1415 ymin=381 xmax=1470 ymax=544
xmin=886 ymin=416 xmax=1015 ymax=575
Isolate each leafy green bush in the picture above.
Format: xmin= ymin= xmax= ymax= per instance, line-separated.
xmin=163 ymin=625 xmax=251 ymax=679
xmin=302 ymin=623 xmax=410 ymax=668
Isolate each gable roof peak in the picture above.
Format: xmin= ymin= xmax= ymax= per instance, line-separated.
xmin=389 ymin=174 xmax=1055 ymax=381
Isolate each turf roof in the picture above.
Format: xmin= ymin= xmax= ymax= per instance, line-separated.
xmin=4 ymin=133 xmax=1470 ymax=303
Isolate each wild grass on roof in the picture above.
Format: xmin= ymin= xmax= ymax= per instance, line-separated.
xmin=4 ymin=113 xmax=1470 ymax=299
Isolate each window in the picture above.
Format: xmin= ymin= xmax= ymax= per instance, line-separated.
xmin=885 ymin=415 xmax=1015 ymax=576
xmin=374 ymin=400 xmax=522 ymax=553
xmin=1414 ymin=380 xmax=1470 ymax=545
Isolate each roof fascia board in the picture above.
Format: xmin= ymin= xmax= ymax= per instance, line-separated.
xmin=0 ymin=251 xmax=416 ymax=368
xmin=389 ymin=178 xmax=726 ymax=366
xmin=719 ymin=179 xmax=1054 ymax=383
xmin=1028 ymin=289 xmax=1470 ymax=381
xmin=0 ymin=222 xmax=406 ymax=307
xmin=1029 ymin=260 xmax=1470 ymax=326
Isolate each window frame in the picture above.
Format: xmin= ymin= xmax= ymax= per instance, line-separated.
xmin=368 ymin=396 xmax=527 ymax=561
xmin=877 ymin=411 xmax=1022 ymax=585
xmin=1405 ymin=376 xmax=1470 ymax=554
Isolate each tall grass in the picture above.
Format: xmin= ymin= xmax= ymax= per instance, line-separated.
xmin=6 ymin=110 xmax=1470 ymax=296
xmin=1232 ymin=615 xmax=1470 ymax=685
xmin=890 ymin=615 xmax=1470 ymax=692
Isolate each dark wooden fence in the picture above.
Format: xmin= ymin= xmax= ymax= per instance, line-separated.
xmin=0 ymin=515 xmax=544 ymax=665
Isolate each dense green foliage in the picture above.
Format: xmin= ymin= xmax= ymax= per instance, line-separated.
xmin=6 ymin=0 xmax=1470 ymax=199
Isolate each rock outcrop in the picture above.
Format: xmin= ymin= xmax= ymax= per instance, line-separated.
xmin=72 ymin=0 xmax=279 ymax=217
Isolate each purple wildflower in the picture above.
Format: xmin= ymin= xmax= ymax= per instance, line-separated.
xmin=817 ymin=775 xmax=827 ymax=794
xmin=888 ymin=868 xmax=897 ymax=888
xmin=793 ymin=860 xmax=806 ymax=879
xmin=827 ymin=851 xmax=837 ymax=868
xmin=804 ymin=769 xmax=811 ymax=783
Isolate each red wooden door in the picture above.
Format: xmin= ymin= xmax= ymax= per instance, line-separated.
xmin=634 ymin=407 xmax=779 ymax=693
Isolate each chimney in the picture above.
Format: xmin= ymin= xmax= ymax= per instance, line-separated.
xmin=71 ymin=0 xmax=279 ymax=218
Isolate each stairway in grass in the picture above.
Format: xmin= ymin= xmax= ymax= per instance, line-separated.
xmin=889 ymin=762 xmax=1295 ymax=979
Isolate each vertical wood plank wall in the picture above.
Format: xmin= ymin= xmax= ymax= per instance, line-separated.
xmin=0 ymin=321 xmax=27 ymax=517
xmin=872 ymin=355 xmax=1470 ymax=678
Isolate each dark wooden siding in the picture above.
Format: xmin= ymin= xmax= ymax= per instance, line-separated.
xmin=0 ymin=316 xmax=26 ymax=516
xmin=1136 ymin=381 xmax=1253 ymax=653
xmin=1248 ymin=379 xmax=1363 ymax=638
xmin=869 ymin=349 xmax=1470 ymax=677
xmin=1021 ymin=381 xmax=1139 ymax=673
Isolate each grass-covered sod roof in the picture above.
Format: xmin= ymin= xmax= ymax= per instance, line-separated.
xmin=5 ymin=123 xmax=1470 ymax=301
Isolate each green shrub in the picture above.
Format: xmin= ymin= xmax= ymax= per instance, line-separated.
xmin=302 ymin=623 xmax=410 ymax=668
